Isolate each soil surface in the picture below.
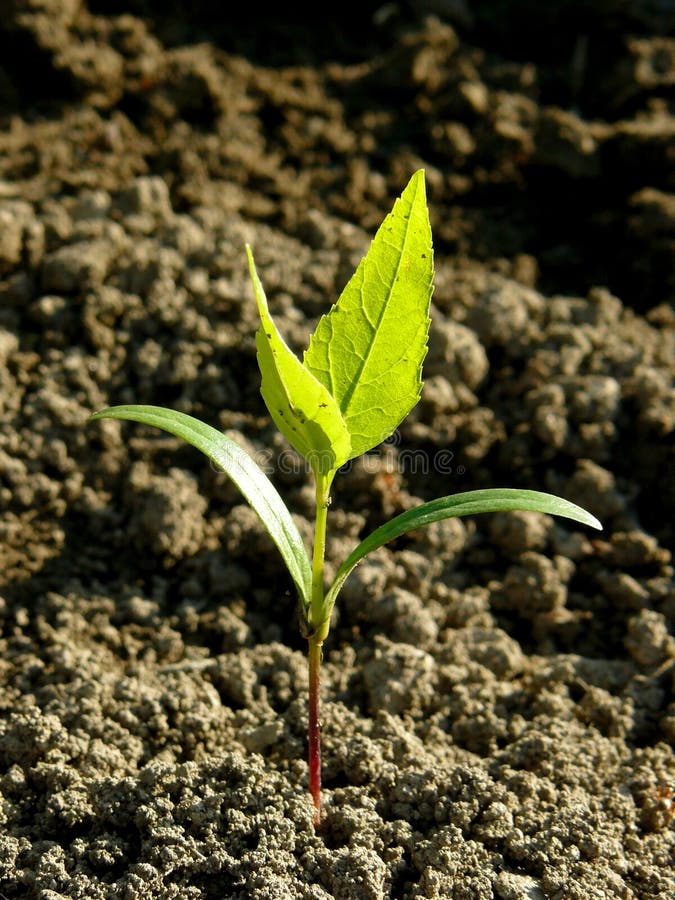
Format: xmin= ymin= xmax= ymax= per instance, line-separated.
xmin=1 ymin=2 xmax=674 ymax=898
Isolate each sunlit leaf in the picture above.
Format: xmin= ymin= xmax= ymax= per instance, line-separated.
xmin=247 ymin=246 xmax=351 ymax=478
xmin=304 ymin=170 xmax=433 ymax=457
xmin=89 ymin=405 xmax=312 ymax=610
xmin=322 ymin=488 xmax=602 ymax=619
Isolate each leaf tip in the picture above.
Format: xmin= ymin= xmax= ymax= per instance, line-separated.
xmin=407 ymin=168 xmax=426 ymax=194
xmin=586 ymin=512 xmax=603 ymax=531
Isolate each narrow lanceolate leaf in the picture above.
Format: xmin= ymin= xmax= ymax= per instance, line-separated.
xmin=247 ymin=246 xmax=352 ymax=478
xmin=322 ymin=489 xmax=602 ymax=620
xmin=304 ymin=169 xmax=433 ymax=458
xmin=88 ymin=405 xmax=313 ymax=611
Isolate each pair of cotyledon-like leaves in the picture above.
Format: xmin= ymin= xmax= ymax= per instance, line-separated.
xmin=90 ymin=171 xmax=601 ymax=622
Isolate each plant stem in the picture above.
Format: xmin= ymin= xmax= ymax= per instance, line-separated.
xmin=308 ymin=633 xmax=322 ymax=827
xmin=310 ymin=473 xmax=330 ymax=633
xmin=307 ymin=471 xmax=332 ymax=827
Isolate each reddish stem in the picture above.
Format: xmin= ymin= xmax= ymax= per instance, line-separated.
xmin=308 ymin=635 xmax=322 ymax=828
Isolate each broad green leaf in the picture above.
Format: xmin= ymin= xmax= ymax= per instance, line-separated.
xmin=88 ymin=405 xmax=312 ymax=611
xmin=247 ymin=246 xmax=352 ymax=478
xmin=321 ymin=488 xmax=601 ymax=622
xmin=304 ymin=169 xmax=433 ymax=458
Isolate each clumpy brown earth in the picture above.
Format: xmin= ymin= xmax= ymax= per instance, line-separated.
xmin=1 ymin=1 xmax=674 ymax=897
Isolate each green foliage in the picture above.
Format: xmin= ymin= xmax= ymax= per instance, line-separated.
xmin=89 ymin=171 xmax=601 ymax=824
xmin=323 ymin=488 xmax=600 ymax=625
xmin=248 ymin=246 xmax=351 ymax=479
xmin=89 ymin=404 xmax=313 ymax=611
xmin=304 ymin=169 xmax=433 ymax=458
xmin=89 ymin=166 xmax=602 ymax=654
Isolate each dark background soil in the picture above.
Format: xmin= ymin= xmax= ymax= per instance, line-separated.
xmin=0 ymin=2 xmax=673 ymax=898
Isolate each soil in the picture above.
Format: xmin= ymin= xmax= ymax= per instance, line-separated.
xmin=1 ymin=2 xmax=674 ymax=898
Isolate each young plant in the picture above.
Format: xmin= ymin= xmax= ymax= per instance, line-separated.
xmin=89 ymin=171 xmax=601 ymax=827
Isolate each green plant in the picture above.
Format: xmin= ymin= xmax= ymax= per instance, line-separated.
xmin=89 ymin=171 xmax=601 ymax=827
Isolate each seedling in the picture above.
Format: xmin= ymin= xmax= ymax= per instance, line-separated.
xmin=89 ymin=171 xmax=601 ymax=826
